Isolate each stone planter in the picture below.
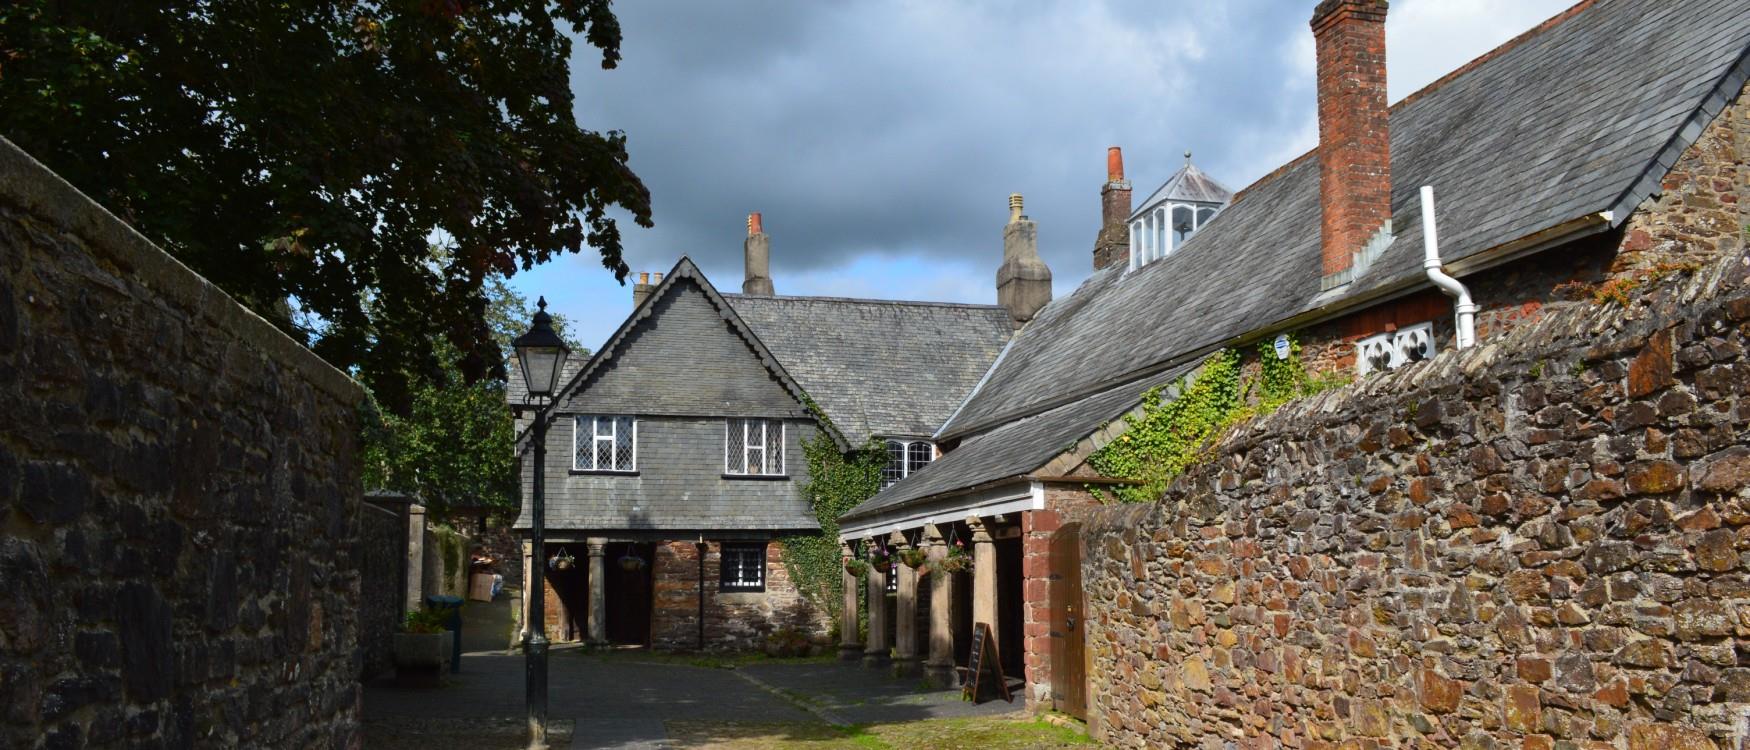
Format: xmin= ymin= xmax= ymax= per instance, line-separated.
xmin=393 ymin=631 xmax=454 ymax=688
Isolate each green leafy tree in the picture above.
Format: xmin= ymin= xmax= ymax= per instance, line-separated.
xmin=360 ymin=276 xmax=584 ymax=512
xmin=0 ymin=0 xmax=651 ymax=411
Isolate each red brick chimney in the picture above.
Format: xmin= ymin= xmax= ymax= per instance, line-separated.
xmin=1312 ymin=0 xmax=1391 ymax=289
xmin=1093 ymin=146 xmax=1132 ymax=271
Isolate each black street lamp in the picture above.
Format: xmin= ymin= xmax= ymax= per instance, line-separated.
xmin=512 ymin=297 xmax=570 ymax=750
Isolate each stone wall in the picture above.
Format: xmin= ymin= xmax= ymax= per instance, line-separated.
xmin=421 ymin=523 xmax=472 ymax=602
xmin=650 ymin=540 xmax=827 ymax=651
xmin=0 ymin=138 xmax=365 ymax=747
xmin=1082 ymin=246 xmax=1750 ymax=747
xmin=358 ymin=501 xmax=408 ymax=680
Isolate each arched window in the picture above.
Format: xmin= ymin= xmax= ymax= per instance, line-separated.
xmin=882 ymin=440 xmax=906 ymax=486
xmin=882 ymin=439 xmax=935 ymax=488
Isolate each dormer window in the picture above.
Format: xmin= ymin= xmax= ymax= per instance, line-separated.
xmin=1127 ymin=152 xmax=1233 ymax=271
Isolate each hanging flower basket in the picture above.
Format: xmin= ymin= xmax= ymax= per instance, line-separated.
xmin=618 ymin=553 xmax=647 ymax=572
xmin=844 ymin=559 xmax=871 ymax=579
xmin=549 ymin=550 xmax=576 ymax=572
xmin=897 ymin=548 xmax=929 ymax=570
xmin=937 ymin=542 xmax=972 ymax=574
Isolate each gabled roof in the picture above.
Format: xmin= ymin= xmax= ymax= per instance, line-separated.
xmin=1130 ymin=159 xmax=1232 ymax=218
xmin=724 ymin=294 xmax=1013 ymax=439
xmin=513 ymin=256 xmax=847 ymax=449
xmin=941 ymin=0 xmax=1750 ymax=441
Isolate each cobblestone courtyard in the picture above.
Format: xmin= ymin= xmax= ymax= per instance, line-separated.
xmin=363 ymin=649 xmax=1038 ymax=749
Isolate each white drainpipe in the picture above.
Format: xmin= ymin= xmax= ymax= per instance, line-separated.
xmin=1420 ymin=185 xmax=1476 ymax=349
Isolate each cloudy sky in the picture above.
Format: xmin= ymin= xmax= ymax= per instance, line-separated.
xmin=509 ymin=0 xmax=1577 ymax=352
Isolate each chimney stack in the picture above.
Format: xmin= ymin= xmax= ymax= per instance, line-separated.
xmin=996 ymin=193 xmax=1052 ymax=327
xmin=632 ymin=271 xmax=654 ymax=309
xmin=743 ymin=212 xmax=774 ymax=296
xmin=1312 ymin=0 xmax=1392 ymax=290
xmin=1093 ymin=146 xmax=1133 ymax=271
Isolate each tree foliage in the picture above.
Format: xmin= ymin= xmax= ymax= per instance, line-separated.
xmin=0 ymin=0 xmax=651 ymax=410
xmin=360 ymin=276 xmax=584 ymax=513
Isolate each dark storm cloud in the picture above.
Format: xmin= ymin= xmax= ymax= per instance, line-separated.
xmin=526 ymin=0 xmax=1581 ymax=352
xmin=571 ymin=1 xmax=1311 ymax=282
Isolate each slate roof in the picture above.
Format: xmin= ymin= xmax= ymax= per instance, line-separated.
xmin=941 ymin=0 xmax=1750 ymax=440
xmin=841 ymin=363 xmax=1194 ymax=522
xmin=851 ymin=0 xmax=1750 ymax=521
xmin=1130 ymin=160 xmax=1233 ymax=217
xmin=724 ymin=294 xmax=1014 ymax=440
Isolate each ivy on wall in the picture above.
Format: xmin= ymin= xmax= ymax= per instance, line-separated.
xmin=779 ymin=401 xmax=884 ymax=637
xmin=1089 ymin=335 xmax=1348 ymax=503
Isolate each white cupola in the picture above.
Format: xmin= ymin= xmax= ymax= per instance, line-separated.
xmin=1127 ymin=152 xmax=1233 ymax=270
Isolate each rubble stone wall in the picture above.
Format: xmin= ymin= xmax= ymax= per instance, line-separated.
xmin=0 ymin=138 xmax=365 ymax=748
xmin=358 ymin=501 xmax=408 ymax=680
xmin=1082 ymin=247 xmax=1750 ymax=748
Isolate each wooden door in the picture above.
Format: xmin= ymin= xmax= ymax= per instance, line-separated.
xmin=1048 ymin=523 xmax=1087 ymax=719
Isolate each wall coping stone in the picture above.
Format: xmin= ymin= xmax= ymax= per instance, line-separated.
xmin=0 ymin=135 xmax=363 ymax=404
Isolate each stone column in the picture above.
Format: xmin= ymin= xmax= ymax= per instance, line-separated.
xmin=839 ymin=542 xmax=863 ymax=661
xmin=891 ymin=531 xmax=921 ymax=677
xmin=969 ymin=516 xmax=998 ymax=656
xmin=863 ymin=538 xmax=890 ymax=667
xmin=406 ymin=503 xmax=428 ymax=613
xmin=587 ymin=538 xmax=607 ymax=645
xmin=923 ymin=524 xmax=955 ymax=687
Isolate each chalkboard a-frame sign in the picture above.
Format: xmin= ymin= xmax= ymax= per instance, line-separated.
xmin=963 ymin=622 xmax=1011 ymax=703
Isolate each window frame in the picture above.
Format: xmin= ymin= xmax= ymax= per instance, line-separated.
xmin=724 ymin=418 xmax=787 ymax=477
xmin=718 ymin=542 xmax=767 ymax=593
xmin=880 ymin=439 xmax=935 ymax=488
xmin=571 ymin=415 xmax=638 ymax=474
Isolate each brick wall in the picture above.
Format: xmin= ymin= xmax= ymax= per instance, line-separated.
xmin=1297 ymin=77 xmax=1749 ymax=380
xmin=649 ymin=540 xmax=828 ymax=651
xmin=0 ymin=138 xmax=364 ymax=748
xmin=1081 ymin=238 xmax=1750 ymax=747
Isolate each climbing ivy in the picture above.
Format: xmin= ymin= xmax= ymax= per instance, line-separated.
xmin=779 ymin=401 xmax=884 ymax=637
xmin=1088 ymin=349 xmax=1243 ymax=503
xmin=1088 ymin=335 xmax=1348 ymax=503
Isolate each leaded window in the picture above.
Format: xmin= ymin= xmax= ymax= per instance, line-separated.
xmin=726 ymin=418 xmax=785 ymax=476
xmin=720 ymin=542 xmax=766 ymax=592
xmin=574 ymin=416 xmax=636 ymax=472
xmin=882 ymin=439 xmax=935 ymax=488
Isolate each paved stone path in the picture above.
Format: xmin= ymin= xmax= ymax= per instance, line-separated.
xmin=363 ymin=651 xmax=1020 ymax=749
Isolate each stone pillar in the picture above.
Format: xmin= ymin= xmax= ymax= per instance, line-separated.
xmin=923 ymin=524 xmax=955 ymax=687
xmin=587 ymin=538 xmax=607 ymax=645
xmin=891 ymin=531 xmax=921 ymax=677
xmin=863 ymin=539 xmax=890 ymax=667
xmin=839 ymin=542 xmax=863 ymax=661
xmin=406 ymin=503 xmax=428 ymax=613
xmin=969 ymin=516 xmax=998 ymax=657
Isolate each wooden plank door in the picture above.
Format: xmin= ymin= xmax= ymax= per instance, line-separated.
xmin=1049 ymin=523 xmax=1087 ymax=719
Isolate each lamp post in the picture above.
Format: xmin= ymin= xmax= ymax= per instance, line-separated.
xmin=512 ymin=297 xmax=570 ymax=750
